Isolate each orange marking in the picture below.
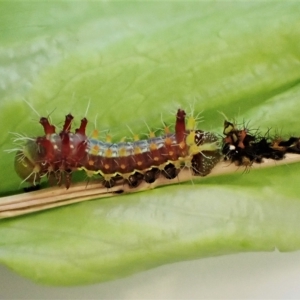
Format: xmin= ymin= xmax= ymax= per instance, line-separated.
xmin=165 ymin=137 xmax=172 ymax=146
xmin=150 ymin=143 xmax=157 ymax=151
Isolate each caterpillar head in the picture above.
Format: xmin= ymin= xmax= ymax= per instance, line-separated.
xmin=190 ymin=130 xmax=222 ymax=176
xmin=14 ymin=140 xmax=42 ymax=185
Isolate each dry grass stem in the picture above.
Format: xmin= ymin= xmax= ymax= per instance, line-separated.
xmin=1 ymin=154 xmax=300 ymax=219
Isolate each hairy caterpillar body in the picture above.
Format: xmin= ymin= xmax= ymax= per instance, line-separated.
xmin=222 ymin=120 xmax=300 ymax=166
xmin=14 ymin=109 xmax=221 ymax=189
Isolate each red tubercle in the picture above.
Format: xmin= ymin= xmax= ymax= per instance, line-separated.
xmin=60 ymin=132 xmax=72 ymax=159
xmin=75 ymin=118 xmax=88 ymax=136
xmin=61 ymin=114 xmax=74 ymax=134
xmin=175 ymin=109 xmax=186 ymax=144
xmin=40 ymin=117 xmax=56 ymax=135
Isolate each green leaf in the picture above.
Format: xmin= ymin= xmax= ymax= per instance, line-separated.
xmin=0 ymin=1 xmax=300 ymax=285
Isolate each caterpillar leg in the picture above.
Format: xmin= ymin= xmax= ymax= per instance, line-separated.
xmin=144 ymin=168 xmax=160 ymax=183
xmin=127 ymin=172 xmax=143 ymax=188
xmin=163 ymin=163 xmax=179 ymax=179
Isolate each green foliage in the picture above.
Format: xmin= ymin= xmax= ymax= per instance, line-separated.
xmin=0 ymin=1 xmax=300 ymax=285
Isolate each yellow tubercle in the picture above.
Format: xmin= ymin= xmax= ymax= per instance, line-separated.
xmin=134 ymin=147 xmax=142 ymax=155
xmin=106 ymin=134 xmax=112 ymax=143
xmin=150 ymin=142 xmax=157 ymax=151
xmin=91 ymin=145 xmax=100 ymax=156
xmin=105 ymin=148 xmax=113 ymax=157
xmin=165 ymin=137 xmax=172 ymax=146
xmin=186 ymin=116 xmax=196 ymax=131
xmin=91 ymin=129 xmax=99 ymax=139
xmin=118 ymin=147 xmax=127 ymax=157
xmin=164 ymin=126 xmax=171 ymax=134
xmin=149 ymin=131 xmax=156 ymax=138
xmin=133 ymin=134 xmax=139 ymax=141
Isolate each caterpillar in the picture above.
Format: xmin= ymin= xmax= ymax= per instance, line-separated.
xmin=12 ymin=107 xmax=300 ymax=192
xmin=222 ymin=119 xmax=300 ymax=166
xmin=13 ymin=109 xmax=222 ymax=190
